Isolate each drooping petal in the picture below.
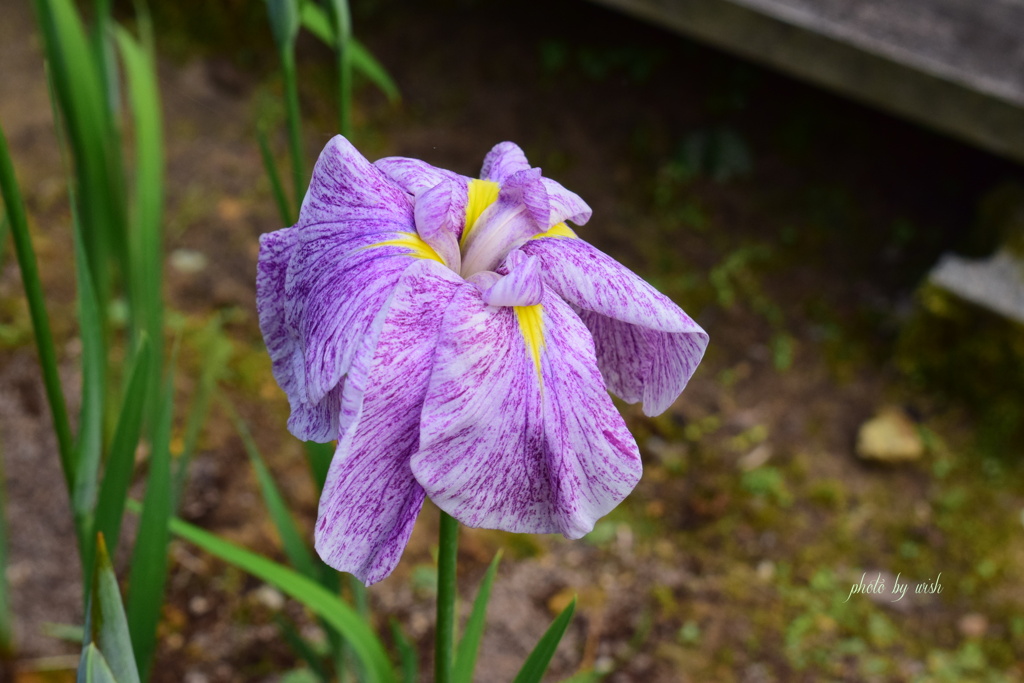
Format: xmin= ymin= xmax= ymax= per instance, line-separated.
xmin=315 ymin=260 xmax=464 ymax=585
xmin=414 ymin=178 xmax=468 ymax=271
xmin=480 ymin=141 xmax=531 ymax=183
xmin=523 ymin=235 xmax=708 ymax=415
xmin=542 ymin=177 xmax=592 ymax=226
xmin=299 ymin=136 xmax=414 ymax=237
xmin=499 ymin=168 xmax=549 ymax=229
xmin=411 ymin=287 xmax=642 ymax=539
xmin=257 ymin=227 xmax=342 ymax=441
xmin=481 ymin=252 xmax=543 ymax=307
xmin=374 ymin=156 xmax=463 ymax=196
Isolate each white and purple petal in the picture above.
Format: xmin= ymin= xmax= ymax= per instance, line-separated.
xmin=414 ymin=178 xmax=469 ymax=271
xmin=374 ymin=156 xmax=462 ymax=196
xmin=299 ymin=136 xmax=414 ymax=237
xmin=480 ymin=252 xmax=543 ymax=307
xmin=480 ymin=141 xmax=531 ymax=183
xmin=315 ymin=261 xmax=465 ymax=585
xmin=523 ymin=236 xmax=708 ymax=415
xmin=411 ymin=287 xmax=642 ymax=538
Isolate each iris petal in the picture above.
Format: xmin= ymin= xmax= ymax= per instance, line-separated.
xmin=480 ymin=141 xmax=531 ymax=183
xmin=374 ymin=156 xmax=460 ymax=196
xmin=411 ymin=287 xmax=642 ymax=538
xmin=315 ymin=260 xmax=464 ymax=585
xmin=524 ymin=236 xmax=708 ymax=415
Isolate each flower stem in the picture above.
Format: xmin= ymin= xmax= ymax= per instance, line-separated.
xmin=435 ymin=510 xmax=459 ymax=683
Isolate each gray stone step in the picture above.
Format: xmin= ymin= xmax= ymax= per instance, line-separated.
xmin=589 ymin=0 xmax=1024 ymax=163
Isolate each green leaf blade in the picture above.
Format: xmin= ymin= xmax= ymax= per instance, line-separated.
xmin=167 ymin=515 xmax=396 ymax=683
xmin=86 ymin=534 xmax=141 ymax=683
xmin=452 ymin=551 xmax=502 ymax=683
xmin=512 ymin=597 xmax=577 ymax=683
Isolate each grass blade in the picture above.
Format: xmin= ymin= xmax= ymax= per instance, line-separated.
xmin=512 ymin=597 xmax=576 ymax=683
xmin=92 ymin=339 xmax=151 ymax=557
xmin=78 ymin=643 xmax=118 ymax=683
xmin=86 ymin=534 xmax=140 ymax=683
xmin=389 ymin=619 xmax=417 ymax=683
xmin=349 ymin=40 xmax=400 ymax=104
xmin=298 ymin=3 xmax=399 ymax=103
xmin=275 ymin=614 xmax=331 ymax=682
xmin=165 ymin=514 xmax=396 ymax=683
xmin=115 ymin=25 xmax=165 ymax=426
xmin=323 ymin=0 xmax=353 ymax=136
xmin=172 ymin=316 xmax=231 ymax=505
xmin=258 ymin=128 xmax=294 ymax=225
xmin=223 ymin=399 xmax=319 ymax=580
xmin=0 ymin=212 xmax=9 ymax=266
xmin=125 ymin=372 xmax=175 ymax=681
xmin=452 ymin=551 xmax=502 ymax=683
xmin=71 ymin=226 xmax=106 ymax=567
xmin=303 ymin=440 xmax=333 ymax=494
xmin=0 ymin=125 xmax=75 ymax=490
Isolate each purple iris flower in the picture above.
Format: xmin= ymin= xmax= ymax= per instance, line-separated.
xmin=257 ymin=136 xmax=708 ymax=585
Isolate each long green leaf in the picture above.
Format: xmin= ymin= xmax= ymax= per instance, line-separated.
xmin=512 ymin=598 xmax=577 ymax=683
xmin=275 ymin=614 xmax=331 ymax=682
xmin=86 ymin=534 xmax=140 ymax=683
xmin=172 ymin=316 xmax=231 ymax=505
xmin=115 ymin=25 xmax=165 ymax=428
xmin=125 ymin=372 xmax=175 ymax=681
xmin=77 ymin=643 xmax=118 ymax=683
xmin=323 ymin=0 xmax=353 ymax=136
xmin=0 ymin=213 xmax=9 ymax=266
xmin=258 ymin=129 xmax=294 ymax=226
xmin=452 ymin=551 xmax=502 ymax=683
xmin=298 ymin=3 xmax=400 ymax=103
xmin=0 ymin=125 xmax=75 ymax=490
xmin=33 ymin=0 xmax=126 ymax=308
xmin=303 ymin=440 xmax=333 ymax=495
xmin=389 ymin=619 xmax=417 ymax=683
xmin=92 ymin=339 xmax=151 ymax=558
xmin=166 ymin=515 xmax=396 ymax=683
xmin=71 ymin=227 xmax=106 ymax=566
xmin=224 ymin=399 xmax=319 ymax=580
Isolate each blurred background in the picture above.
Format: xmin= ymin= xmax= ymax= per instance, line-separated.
xmin=1 ymin=0 xmax=1023 ymax=680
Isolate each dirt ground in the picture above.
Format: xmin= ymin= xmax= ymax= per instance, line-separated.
xmin=2 ymin=0 xmax=1024 ymax=681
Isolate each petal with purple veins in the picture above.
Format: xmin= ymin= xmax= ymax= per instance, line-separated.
xmin=298 ymin=136 xmax=414 ymax=236
xmin=480 ymin=141 xmax=531 ymax=183
xmin=315 ymin=260 xmax=465 ymax=585
xmin=481 ymin=252 xmax=543 ymax=307
xmin=523 ymin=236 xmax=708 ymax=415
xmin=374 ymin=156 xmax=462 ymax=196
xmin=411 ymin=287 xmax=642 ymax=539
xmin=414 ymin=178 xmax=469 ymax=271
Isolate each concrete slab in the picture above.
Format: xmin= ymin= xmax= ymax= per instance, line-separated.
xmin=588 ymin=0 xmax=1024 ymax=163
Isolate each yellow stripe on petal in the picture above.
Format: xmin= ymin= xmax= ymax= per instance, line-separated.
xmin=531 ymin=222 xmax=577 ymax=240
xmin=514 ymin=304 xmax=545 ymax=381
xmin=460 ymin=179 xmax=500 ymax=247
xmin=368 ymin=232 xmax=444 ymax=264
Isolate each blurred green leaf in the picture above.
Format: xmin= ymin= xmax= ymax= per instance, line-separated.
xmin=77 ymin=643 xmax=118 ymax=683
xmin=115 ymin=25 xmax=165 ymax=425
xmin=166 ymin=515 xmax=396 ymax=683
xmin=0 ymin=125 xmax=75 ymax=492
xmin=225 ymin=399 xmax=319 ymax=580
xmin=85 ymin=534 xmax=140 ymax=683
xmin=92 ymin=339 xmax=151 ymax=560
xmin=452 ymin=551 xmax=502 ymax=683
xmin=173 ymin=316 xmax=231 ymax=504
xmin=275 ymin=614 xmax=331 ymax=682
xmin=390 ymin=619 xmax=417 ymax=683
xmin=125 ymin=372 xmax=175 ymax=681
xmin=258 ymin=128 xmax=295 ymax=226
xmin=299 ymin=3 xmax=400 ymax=103
xmin=304 ymin=440 xmax=333 ymax=494
xmin=512 ymin=597 xmax=576 ymax=683
xmin=72 ymin=227 xmax=106 ymax=564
